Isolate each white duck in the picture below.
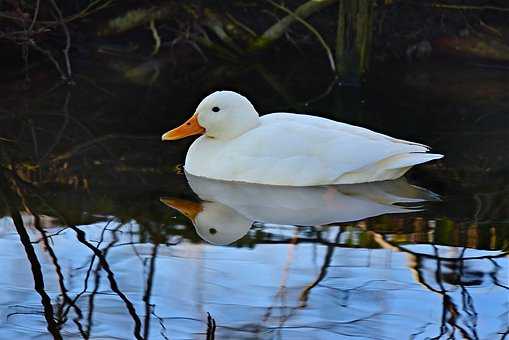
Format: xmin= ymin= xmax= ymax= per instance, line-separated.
xmin=161 ymin=174 xmax=439 ymax=245
xmin=162 ymin=91 xmax=443 ymax=186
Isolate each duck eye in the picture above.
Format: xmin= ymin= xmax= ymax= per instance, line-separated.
xmin=212 ymin=107 xmax=220 ymax=112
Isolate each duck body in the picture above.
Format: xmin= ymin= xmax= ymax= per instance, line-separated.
xmin=163 ymin=91 xmax=443 ymax=186
xmin=185 ymin=112 xmax=442 ymax=186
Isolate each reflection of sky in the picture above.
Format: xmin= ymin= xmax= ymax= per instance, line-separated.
xmin=0 ymin=217 xmax=507 ymax=340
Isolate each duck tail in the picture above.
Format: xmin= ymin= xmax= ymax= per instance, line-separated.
xmin=384 ymin=153 xmax=443 ymax=170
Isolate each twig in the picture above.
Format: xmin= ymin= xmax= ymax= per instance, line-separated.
xmin=69 ymin=224 xmax=144 ymax=340
xmin=299 ymin=229 xmax=340 ymax=307
xmin=49 ymin=0 xmax=73 ymax=82
xmin=0 ymin=1 xmax=114 ymax=32
xmin=149 ymin=19 xmax=161 ymax=56
xmin=33 ymin=215 xmax=88 ymax=337
xmin=29 ymin=119 xmax=39 ymax=160
xmin=142 ymin=243 xmax=159 ymax=339
xmin=251 ymin=0 xmax=338 ymax=50
xmin=29 ymin=0 xmax=41 ymax=32
xmin=55 ymin=0 xmax=115 ymax=25
xmin=301 ymin=76 xmax=339 ymax=105
xmin=267 ymin=0 xmax=336 ymax=72
xmin=28 ymin=40 xmax=67 ymax=80
xmin=0 ymin=177 xmax=63 ymax=340
xmin=206 ymin=312 xmax=216 ymax=340
xmin=226 ymin=13 xmax=257 ymax=37
xmin=428 ymin=3 xmax=509 ymax=12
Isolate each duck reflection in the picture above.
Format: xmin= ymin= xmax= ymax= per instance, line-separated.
xmin=162 ymin=174 xmax=439 ymax=245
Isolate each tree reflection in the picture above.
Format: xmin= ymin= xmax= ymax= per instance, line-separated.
xmin=0 ymin=82 xmax=507 ymax=339
xmin=0 ymin=196 xmax=507 ymax=339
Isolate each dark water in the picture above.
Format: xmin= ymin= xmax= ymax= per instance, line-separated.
xmin=0 ymin=54 xmax=508 ymax=339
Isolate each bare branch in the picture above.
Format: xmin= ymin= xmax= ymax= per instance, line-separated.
xmin=49 ymin=0 xmax=73 ymax=82
xmin=266 ymin=0 xmax=336 ymax=71
xmin=250 ymin=0 xmax=338 ymax=51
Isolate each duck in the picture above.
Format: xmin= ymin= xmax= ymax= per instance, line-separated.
xmin=162 ymin=91 xmax=443 ymax=186
xmin=161 ymin=174 xmax=439 ymax=245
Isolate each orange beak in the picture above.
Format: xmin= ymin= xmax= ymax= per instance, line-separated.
xmin=162 ymin=114 xmax=205 ymax=141
xmin=160 ymin=197 xmax=203 ymax=220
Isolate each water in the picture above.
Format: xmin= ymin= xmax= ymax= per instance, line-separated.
xmin=0 ymin=55 xmax=508 ymax=339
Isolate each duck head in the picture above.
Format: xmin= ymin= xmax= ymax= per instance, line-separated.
xmin=161 ymin=197 xmax=253 ymax=245
xmin=162 ymin=91 xmax=260 ymax=141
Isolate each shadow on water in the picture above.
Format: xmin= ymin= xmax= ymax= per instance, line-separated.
xmin=0 ymin=53 xmax=508 ymax=339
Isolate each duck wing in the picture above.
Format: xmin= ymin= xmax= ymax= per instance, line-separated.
xmin=188 ymin=113 xmax=442 ymax=185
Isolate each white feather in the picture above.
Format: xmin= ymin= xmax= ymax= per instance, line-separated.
xmin=178 ymin=91 xmax=443 ymax=186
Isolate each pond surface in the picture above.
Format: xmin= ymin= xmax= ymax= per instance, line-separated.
xmin=0 ymin=55 xmax=508 ymax=339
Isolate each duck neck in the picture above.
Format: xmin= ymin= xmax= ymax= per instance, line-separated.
xmin=205 ymin=113 xmax=260 ymax=140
